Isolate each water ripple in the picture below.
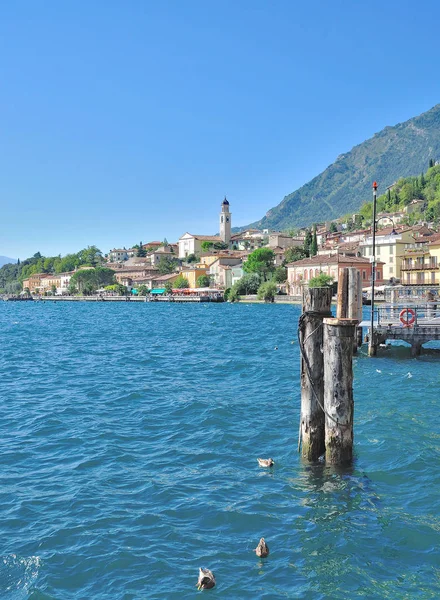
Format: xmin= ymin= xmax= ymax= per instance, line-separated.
xmin=0 ymin=302 xmax=439 ymax=598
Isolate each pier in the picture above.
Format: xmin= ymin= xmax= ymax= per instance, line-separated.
xmin=365 ymin=303 xmax=440 ymax=356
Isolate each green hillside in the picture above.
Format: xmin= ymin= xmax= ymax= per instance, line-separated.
xmin=247 ymin=104 xmax=440 ymax=231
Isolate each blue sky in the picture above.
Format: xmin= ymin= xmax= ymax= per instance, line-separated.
xmin=1 ymin=0 xmax=440 ymax=259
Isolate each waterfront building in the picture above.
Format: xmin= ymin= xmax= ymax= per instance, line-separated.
xmin=400 ymin=233 xmax=440 ymax=285
xmin=113 ymin=266 xmax=159 ymax=284
xmin=230 ymin=264 xmax=244 ymax=286
xmin=22 ymin=274 xmax=42 ymax=293
xmin=199 ymin=250 xmax=248 ymax=268
xmin=359 ymin=227 xmax=432 ymax=283
xmin=208 ymin=257 xmax=243 ymax=289
xmin=286 ymin=254 xmax=384 ymax=296
xmin=179 ymin=265 xmax=210 ymax=288
xmin=151 ymin=272 xmax=181 ymax=288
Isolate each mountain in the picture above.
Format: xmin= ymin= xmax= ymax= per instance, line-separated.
xmin=246 ymin=104 xmax=440 ymax=231
xmin=0 ymin=256 xmax=16 ymax=267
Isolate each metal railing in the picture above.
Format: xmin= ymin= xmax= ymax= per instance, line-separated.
xmin=376 ymin=303 xmax=440 ymax=326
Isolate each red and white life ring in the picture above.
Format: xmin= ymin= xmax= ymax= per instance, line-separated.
xmin=399 ymin=308 xmax=415 ymax=326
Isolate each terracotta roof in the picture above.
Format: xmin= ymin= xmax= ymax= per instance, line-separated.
xmin=427 ymin=233 xmax=440 ymax=244
xmin=192 ymin=234 xmax=222 ymax=241
xmin=286 ymin=253 xmax=383 ymax=267
xmin=152 ymin=273 xmax=179 ymax=281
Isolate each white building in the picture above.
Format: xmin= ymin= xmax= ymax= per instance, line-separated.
xmin=108 ymin=248 xmax=129 ymax=262
xmin=359 ymin=227 xmax=415 ymax=282
xmin=178 ymin=198 xmax=231 ymax=258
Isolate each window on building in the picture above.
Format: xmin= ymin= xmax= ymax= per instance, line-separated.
xmin=390 ymin=256 xmax=393 ymax=263
xmin=389 ymin=267 xmax=393 ymax=274
xmin=389 ymin=245 xmax=394 ymax=254
xmin=362 ymin=270 xmax=366 ymax=280
xmin=432 ymin=272 xmax=436 ymax=284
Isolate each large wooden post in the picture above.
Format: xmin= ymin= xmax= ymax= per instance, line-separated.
xmin=299 ymin=287 xmax=333 ymax=461
xmin=347 ymin=268 xmax=362 ymax=352
xmin=323 ymin=318 xmax=358 ymax=464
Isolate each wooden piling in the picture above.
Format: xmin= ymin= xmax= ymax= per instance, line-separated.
xmin=336 ymin=268 xmax=349 ymax=318
xmin=299 ymin=287 xmax=333 ymax=461
xmin=323 ymin=317 xmax=358 ymax=464
xmin=347 ymin=268 xmax=362 ymax=352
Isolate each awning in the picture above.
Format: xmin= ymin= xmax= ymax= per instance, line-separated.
xmin=150 ymin=289 xmax=166 ymax=295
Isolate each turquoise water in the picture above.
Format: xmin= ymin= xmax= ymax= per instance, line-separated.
xmin=0 ymin=302 xmax=439 ymax=599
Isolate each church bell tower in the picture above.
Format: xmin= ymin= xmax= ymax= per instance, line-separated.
xmin=220 ymin=197 xmax=231 ymax=244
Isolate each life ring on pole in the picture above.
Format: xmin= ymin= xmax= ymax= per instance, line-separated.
xmin=399 ymin=308 xmax=415 ymax=327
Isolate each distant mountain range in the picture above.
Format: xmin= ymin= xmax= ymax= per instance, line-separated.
xmin=0 ymin=256 xmax=16 ymax=267
xmin=244 ymin=104 xmax=440 ymax=231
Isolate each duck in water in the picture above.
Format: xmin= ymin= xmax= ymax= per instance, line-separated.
xmin=257 ymin=458 xmax=274 ymax=468
xmin=254 ymin=537 xmax=270 ymax=558
xmin=197 ymin=567 xmax=216 ymax=590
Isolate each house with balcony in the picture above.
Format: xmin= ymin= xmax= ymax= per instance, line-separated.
xmin=400 ymin=233 xmax=440 ymax=286
xmin=359 ymin=227 xmax=416 ymax=283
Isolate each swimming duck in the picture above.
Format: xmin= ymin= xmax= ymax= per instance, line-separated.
xmin=257 ymin=458 xmax=274 ymax=468
xmin=254 ymin=537 xmax=270 ymax=558
xmin=197 ymin=567 xmax=216 ymax=590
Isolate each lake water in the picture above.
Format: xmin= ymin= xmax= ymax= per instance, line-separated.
xmin=1 ymin=302 xmax=439 ymax=599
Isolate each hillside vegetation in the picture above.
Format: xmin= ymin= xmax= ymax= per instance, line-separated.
xmin=0 ymin=246 xmax=103 ymax=294
xmin=358 ymin=162 xmax=440 ymax=225
xmin=247 ymin=104 xmax=440 ymax=231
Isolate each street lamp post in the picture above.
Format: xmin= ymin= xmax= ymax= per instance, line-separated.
xmin=369 ymin=181 xmax=378 ymax=356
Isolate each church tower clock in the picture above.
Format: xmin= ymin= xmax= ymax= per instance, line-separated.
xmin=219 ymin=197 xmax=231 ymax=245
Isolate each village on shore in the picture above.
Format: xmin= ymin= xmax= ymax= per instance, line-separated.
xmin=19 ymin=195 xmax=440 ymax=301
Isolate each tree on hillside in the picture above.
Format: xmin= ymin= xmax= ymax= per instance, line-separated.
xmin=283 ymin=246 xmax=308 ymax=264
xmin=257 ymin=281 xmax=277 ymax=302
xmin=157 ymin=256 xmax=179 ymax=274
xmin=137 ymin=241 xmax=147 ymax=257
xmin=201 ymin=241 xmax=214 ymax=251
xmin=329 ymin=222 xmax=338 ymax=233
xmin=303 ymin=229 xmax=312 ymax=256
xmin=310 ymin=225 xmax=318 ymax=256
xmin=213 ymin=241 xmax=229 ymax=250
xmin=69 ymin=267 xmax=115 ymax=294
xmin=233 ymin=273 xmax=261 ymax=295
xmin=77 ymin=246 xmax=103 ymax=267
xmin=196 ymin=275 xmax=211 ymax=288
xmin=137 ymin=285 xmax=149 ymax=296
xmin=273 ymin=266 xmax=287 ymax=283
xmin=174 ymin=275 xmax=190 ymax=289
xmin=429 ymin=158 xmax=435 ymax=168
xmin=243 ymin=248 xmax=275 ymax=281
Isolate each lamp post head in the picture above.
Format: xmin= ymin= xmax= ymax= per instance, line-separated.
xmin=373 ymin=181 xmax=378 ymax=191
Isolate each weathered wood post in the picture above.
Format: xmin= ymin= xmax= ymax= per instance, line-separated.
xmin=347 ymin=268 xmax=362 ymax=352
xmin=299 ymin=286 xmax=333 ymax=461
xmin=323 ymin=317 xmax=358 ymax=464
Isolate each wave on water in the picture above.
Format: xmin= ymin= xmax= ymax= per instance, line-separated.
xmin=0 ymin=555 xmax=41 ymax=599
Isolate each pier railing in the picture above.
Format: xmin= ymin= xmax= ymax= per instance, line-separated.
xmin=376 ymin=303 xmax=440 ymax=326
